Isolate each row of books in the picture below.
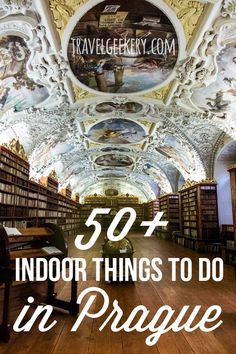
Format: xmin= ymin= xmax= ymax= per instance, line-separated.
xmin=180 ymin=183 xmax=219 ymax=240
xmin=0 ymin=146 xmax=80 ymax=235
xmin=157 ymin=194 xmax=180 ymax=236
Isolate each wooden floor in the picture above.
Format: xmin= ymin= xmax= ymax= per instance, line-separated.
xmin=1 ymin=233 xmax=236 ymax=354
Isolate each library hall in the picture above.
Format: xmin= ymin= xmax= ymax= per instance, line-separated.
xmin=0 ymin=0 xmax=236 ymax=353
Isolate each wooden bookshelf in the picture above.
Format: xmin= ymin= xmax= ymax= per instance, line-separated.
xmin=59 ymin=185 xmax=72 ymax=199
xmin=0 ymin=146 xmax=80 ymax=236
xmin=146 ymin=200 xmax=159 ymax=220
xmin=72 ymin=193 xmax=80 ymax=203
xmin=179 ymin=182 xmax=219 ymax=250
xmin=0 ymin=145 xmax=29 ymax=227
xmin=80 ymin=196 xmax=144 ymax=230
xmin=156 ymin=194 xmax=180 ymax=239
xmin=228 ymin=166 xmax=236 ymax=242
xmin=40 ymin=176 xmax=58 ymax=193
xmin=84 ymin=196 xmax=107 ymax=205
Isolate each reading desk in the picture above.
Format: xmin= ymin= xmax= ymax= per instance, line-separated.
xmin=0 ymin=223 xmax=78 ymax=342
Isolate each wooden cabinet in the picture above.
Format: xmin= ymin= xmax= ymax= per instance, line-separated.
xmin=180 ymin=182 xmax=219 ymax=249
xmin=156 ymin=194 xmax=180 ymax=239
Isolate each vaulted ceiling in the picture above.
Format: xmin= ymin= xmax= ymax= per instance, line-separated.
xmin=0 ymin=0 xmax=236 ymax=202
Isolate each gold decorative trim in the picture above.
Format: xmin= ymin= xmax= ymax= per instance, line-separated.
xmin=49 ymin=169 xmax=59 ymax=181
xmin=144 ymin=84 xmax=171 ymax=102
xmin=49 ymin=0 xmax=89 ymax=37
xmin=180 ymin=179 xmax=196 ymax=190
xmin=73 ymin=85 xmax=94 ymax=101
xmin=180 ymin=178 xmax=216 ymax=191
xmin=3 ymin=138 xmax=28 ymax=161
xmin=120 ymin=194 xmax=135 ymax=197
xmin=164 ymin=0 xmax=205 ymax=43
xmin=202 ymin=178 xmax=216 ymax=184
xmin=229 ymin=163 xmax=236 ymax=170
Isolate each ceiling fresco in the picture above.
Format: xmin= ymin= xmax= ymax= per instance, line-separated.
xmin=98 ymin=173 xmax=127 ymax=179
xmin=0 ymin=0 xmax=236 ymax=202
xmin=100 ymin=146 xmax=131 ymax=153
xmin=155 ymin=134 xmax=197 ymax=175
xmin=86 ymin=118 xmax=147 ymax=144
xmin=95 ymin=154 xmax=134 ymax=167
xmin=143 ymin=163 xmax=172 ymax=193
xmin=67 ymin=0 xmax=179 ymax=94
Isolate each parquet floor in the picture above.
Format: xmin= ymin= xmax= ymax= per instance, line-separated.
xmin=0 ymin=233 xmax=236 ymax=354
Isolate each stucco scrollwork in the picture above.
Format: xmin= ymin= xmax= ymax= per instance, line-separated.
xmin=0 ymin=17 xmax=71 ymax=106
xmin=0 ymin=0 xmax=32 ymax=18
xmin=172 ymin=3 xmax=236 ymax=114
xmin=222 ymin=0 xmax=236 ymax=18
xmin=25 ymin=25 xmax=70 ymax=104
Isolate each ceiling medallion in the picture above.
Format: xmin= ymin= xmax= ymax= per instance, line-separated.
xmin=66 ymin=0 xmax=180 ymax=94
xmin=86 ymin=118 xmax=146 ymax=144
xmin=95 ymin=154 xmax=133 ymax=167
